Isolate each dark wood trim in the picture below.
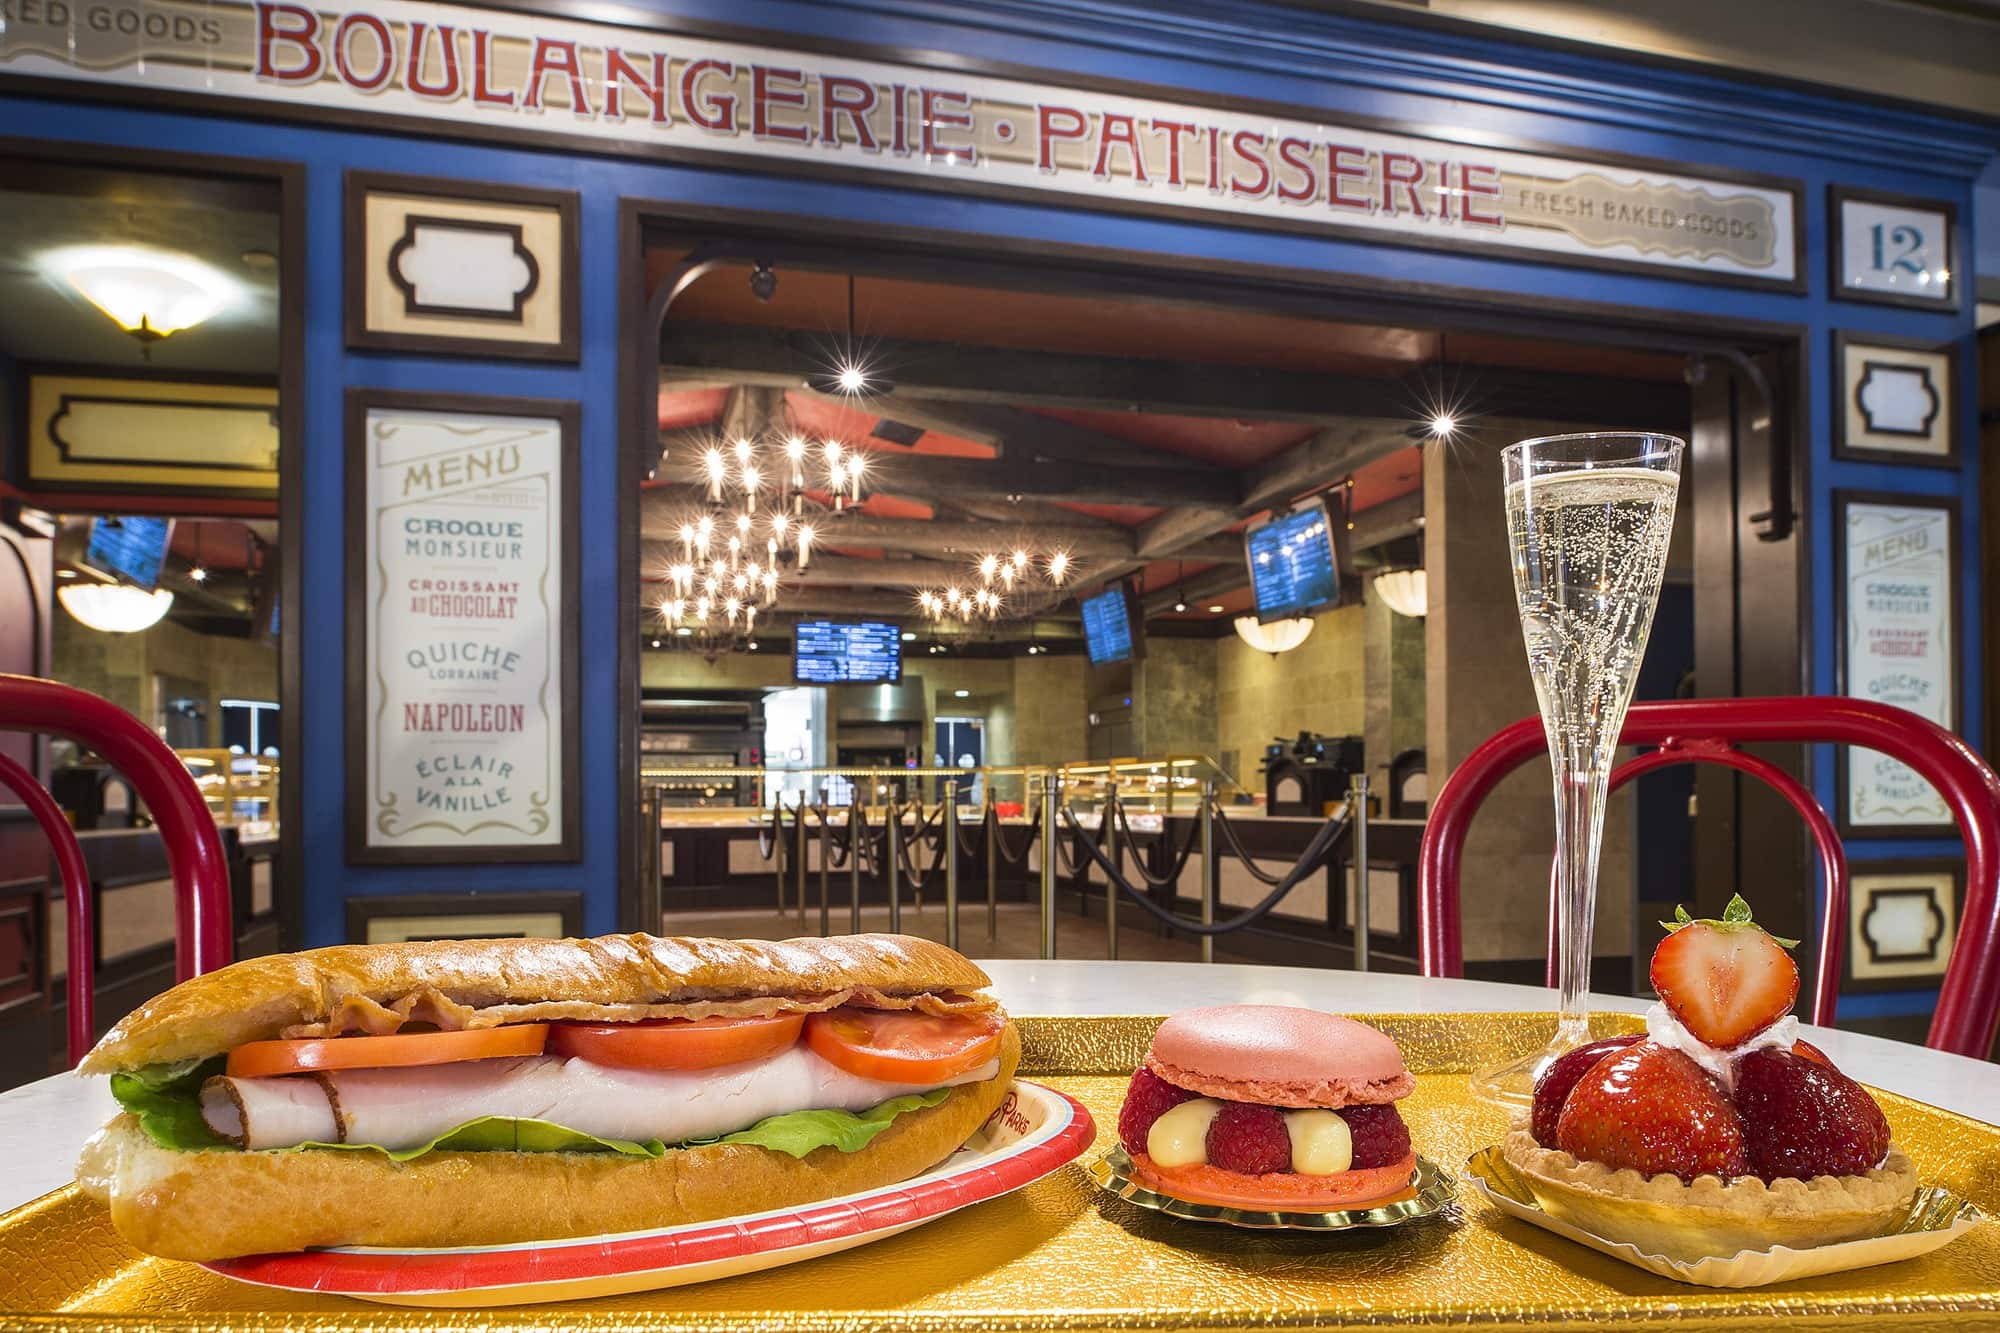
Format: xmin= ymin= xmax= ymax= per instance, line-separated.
xmin=1832 ymin=487 xmax=1963 ymax=841
xmin=1829 ymin=329 xmax=1962 ymax=470
xmin=343 ymin=386 xmax=583 ymax=864
xmin=2 ymin=5 xmax=1806 ymax=295
xmin=342 ymin=170 xmax=581 ymax=363
xmin=1841 ymin=857 xmax=1964 ymax=995
xmin=344 ymin=889 xmax=586 ymax=943
xmin=14 ymin=362 xmax=280 ymax=499
xmin=618 ymin=199 xmax=647 ymax=933
xmin=1827 ymin=184 xmax=1962 ymax=314
xmin=386 ymin=215 xmax=540 ymax=321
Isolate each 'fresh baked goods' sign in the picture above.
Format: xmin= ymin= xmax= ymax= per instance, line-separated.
xmin=0 ymin=0 xmax=1799 ymax=287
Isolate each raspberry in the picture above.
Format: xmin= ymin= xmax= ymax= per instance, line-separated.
xmin=1733 ymin=1047 xmax=1890 ymax=1181
xmin=1530 ymin=1036 xmax=1642 ymax=1147
xmin=1117 ymin=1066 xmax=1197 ymax=1155
xmin=1204 ymin=1102 xmax=1292 ymax=1174
xmin=1339 ymin=1102 xmax=1413 ymax=1168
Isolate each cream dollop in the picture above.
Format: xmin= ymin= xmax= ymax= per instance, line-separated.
xmin=1644 ymin=1001 xmax=1797 ymax=1093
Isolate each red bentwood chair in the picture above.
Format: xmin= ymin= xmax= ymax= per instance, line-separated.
xmin=1417 ymin=697 xmax=2000 ymax=1059
xmin=0 ymin=674 xmax=233 ymax=1066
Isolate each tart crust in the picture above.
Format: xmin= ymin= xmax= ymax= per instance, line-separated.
xmin=1500 ymin=1126 xmax=1918 ymax=1262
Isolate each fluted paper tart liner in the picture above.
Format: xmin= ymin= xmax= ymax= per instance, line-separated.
xmin=1471 ymin=1140 xmax=1983 ymax=1288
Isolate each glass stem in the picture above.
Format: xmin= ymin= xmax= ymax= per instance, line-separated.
xmin=1552 ymin=759 xmax=1609 ymax=1047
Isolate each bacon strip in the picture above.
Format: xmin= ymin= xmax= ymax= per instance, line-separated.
xmin=279 ymin=986 xmax=993 ymax=1040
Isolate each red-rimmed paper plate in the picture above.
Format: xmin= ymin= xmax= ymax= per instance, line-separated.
xmin=201 ymin=1080 xmax=1093 ymax=1307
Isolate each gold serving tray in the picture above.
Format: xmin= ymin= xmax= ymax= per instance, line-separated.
xmin=5 ymin=1012 xmax=2000 ymax=1331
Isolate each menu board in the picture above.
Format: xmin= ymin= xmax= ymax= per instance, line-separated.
xmin=352 ymin=399 xmax=577 ymax=861
xmin=84 ymin=516 xmax=173 ymax=591
xmin=795 ymin=621 xmax=902 ymax=683
xmin=1080 ymin=587 xmax=1135 ymax=665
xmin=1840 ymin=497 xmax=1955 ymax=833
xmin=1245 ymin=501 xmax=1339 ymax=622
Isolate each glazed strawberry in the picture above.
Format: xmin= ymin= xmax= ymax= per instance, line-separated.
xmin=1733 ymin=1047 xmax=1891 ymax=1181
xmin=1204 ymin=1102 xmax=1292 ymax=1174
xmin=1339 ymin=1101 xmax=1412 ymax=1168
xmin=1117 ymin=1066 xmax=1197 ymax=1155
xmin=1650 ymin=895 xmax=1799 ymax=1048
xmin=1529 ymin=1035 xmax=1643 ymax=1148
xmin=1793 ymin=1039 xmax=1833 ymax=1067
xmin=1556 ymin=1041 xmax=1749 ymax=1181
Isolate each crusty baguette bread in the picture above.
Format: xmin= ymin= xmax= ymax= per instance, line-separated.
xmin=83 ymin=933 xmax=990 ymax=1072
xmin=77 ymin=1023 xmax=1019 ymax=1260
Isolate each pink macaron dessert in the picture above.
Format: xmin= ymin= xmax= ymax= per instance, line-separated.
xmin=1116 ymin=1005 xmax=1419 ymax=1209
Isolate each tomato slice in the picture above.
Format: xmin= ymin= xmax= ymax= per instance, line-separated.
xmin=225 ymin=1024 xmax=549 ymax=1078
xmin=803 ymin=1006 xmax=1005 ymax=1084
xmin=548 ymin=1013 xmax=805 ymax=1071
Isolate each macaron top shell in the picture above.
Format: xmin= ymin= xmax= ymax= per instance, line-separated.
xmin=1145 ymin=1004 xmax=1415 ymax=1108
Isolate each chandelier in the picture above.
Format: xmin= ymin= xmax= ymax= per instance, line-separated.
xmin=914 ymin=547 xmax=1074 ymax=624
xmin=657 ymin=426 xmax=870 ymax=641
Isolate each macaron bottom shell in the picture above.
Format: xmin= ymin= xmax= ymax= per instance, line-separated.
xmin=1129 ymin=1150 xmax=1419 ymax=1210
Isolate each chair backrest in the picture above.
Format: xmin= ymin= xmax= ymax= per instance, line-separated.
xmin=0 ymin=674 xmax=233 ymax=1066
xmin=1417 ymin=697 xmax=2000 ymax=1059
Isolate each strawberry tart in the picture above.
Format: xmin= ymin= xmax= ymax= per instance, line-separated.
xmin=1115 ymin=1005 xmax=1420 ymax=1209
xmin=1501 ymin=895 xmax=1918 ymax=1261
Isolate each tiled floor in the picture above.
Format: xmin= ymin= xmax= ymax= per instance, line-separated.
xmin=662 ymin=900 xmax=1262 ymax=964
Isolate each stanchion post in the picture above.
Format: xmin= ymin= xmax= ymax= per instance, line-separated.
xmin=1103 ymin=789 xmax=1119 ymax=960
xmin=771 ymin=797 xmax=786 ymax=915
xmin=848 ymin=793 xmax=861 ymax=936
xmin=1039 ymin=772 xmax=1058 ymax=960
xmin=1199 ymin=780 xmax=1216 ymax=964
xmin=984 ymin=785 xmax=998 ymax=944
xmin=817 ymin=796 xmax=830 ymax=938
xmin=944 ymin=779 xmax=960 ymax=952
xmin=887 ymin=799 xmax=902 ymax=935
xmin=793 ymin=794 xmax=808 ymax=928
xmin=1350 ymin=774 xmax=1371 ymax=973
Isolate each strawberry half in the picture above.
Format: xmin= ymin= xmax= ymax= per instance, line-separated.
xmin=1555 ymin=1041 xmax=1748 ymax=1182
xmin=1649 ymin=894 xmax=1799 ymax=1049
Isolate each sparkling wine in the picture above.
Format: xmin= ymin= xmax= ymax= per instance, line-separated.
xmin=1473 ymin=436 xmax=1682 ymax=1108
xmin=1505 ymin=468 xmax=1680 ymax=773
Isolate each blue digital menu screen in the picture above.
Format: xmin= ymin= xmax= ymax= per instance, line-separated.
xmin=1080 ymin=586 xmax=1134 ymax=664
xmin=1245 ymin=501 xmax=1339 ymax=622
xmin=84 ymin=516 xmax=173 ymax=592
xmin=794 ymin=621 xmax=902 ymax=683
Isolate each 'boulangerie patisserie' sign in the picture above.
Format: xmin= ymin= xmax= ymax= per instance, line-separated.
xmin=0 ymin=0 xmax=1797 ymax=285
xmin=361 ymin=405 xmax=565 ymax=852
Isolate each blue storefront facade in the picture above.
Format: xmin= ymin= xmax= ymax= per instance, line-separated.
xmin=2 ymin=1 xmax=1991 ymax=1028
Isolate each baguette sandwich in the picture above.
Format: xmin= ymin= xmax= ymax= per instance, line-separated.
xmin=76 ymin=932 xmax=1019 ymax=1260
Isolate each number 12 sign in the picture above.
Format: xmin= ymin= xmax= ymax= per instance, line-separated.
xmin=1831 ymin=186 xmax=1957 ymax=311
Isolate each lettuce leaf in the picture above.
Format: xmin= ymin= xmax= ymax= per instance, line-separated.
xmin=110 ymin=1059 xmax=954 ymax=1162
xmin=712 ymin=1088 xmax=951 ymax=1158
xmin=109 ymin=1057 xmax=231 ymax=1152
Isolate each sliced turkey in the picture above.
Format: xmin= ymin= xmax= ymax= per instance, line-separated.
xmin=201 ymin=1045 xmax=998 ymax=1151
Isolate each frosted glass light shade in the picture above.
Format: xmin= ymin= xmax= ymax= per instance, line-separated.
xmin=1372 ymin=568 xmax=1428 ymax=618
xmin=43 ymin=245 xmax=239 ymax=337
xmin=1233 ymin=615 xmax=1314 ymax=655
xmin=58 ymin=583 xmax=174 ymax=633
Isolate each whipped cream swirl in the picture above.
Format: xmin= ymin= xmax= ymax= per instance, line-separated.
xmin=1644 ymin=1002 xmax=1797 ymax=1093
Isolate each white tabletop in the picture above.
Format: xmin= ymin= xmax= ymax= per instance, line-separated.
xmin=3 ymin=961 xmax=1994 ymax=1216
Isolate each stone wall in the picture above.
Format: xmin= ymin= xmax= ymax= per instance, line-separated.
xmin=50 ymin=612 xmax=277 ymax=747
xmin=1424 ymin=421 xmax=1636 ymax=965
xmin=1215 ymin=604 xmax=1366 ymax=790
xmin=1012 ymin=653 xmax=1087 ymax=769
xmin=1135 ymin=636 xmax=1217 ymax=760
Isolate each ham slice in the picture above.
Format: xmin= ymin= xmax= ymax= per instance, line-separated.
xmin=201 ymin=1046 xmax=999 ymax=1151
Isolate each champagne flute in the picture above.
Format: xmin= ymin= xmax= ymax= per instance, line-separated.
xmin=1472 ymin=432 xmax=1683 ymax=1106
